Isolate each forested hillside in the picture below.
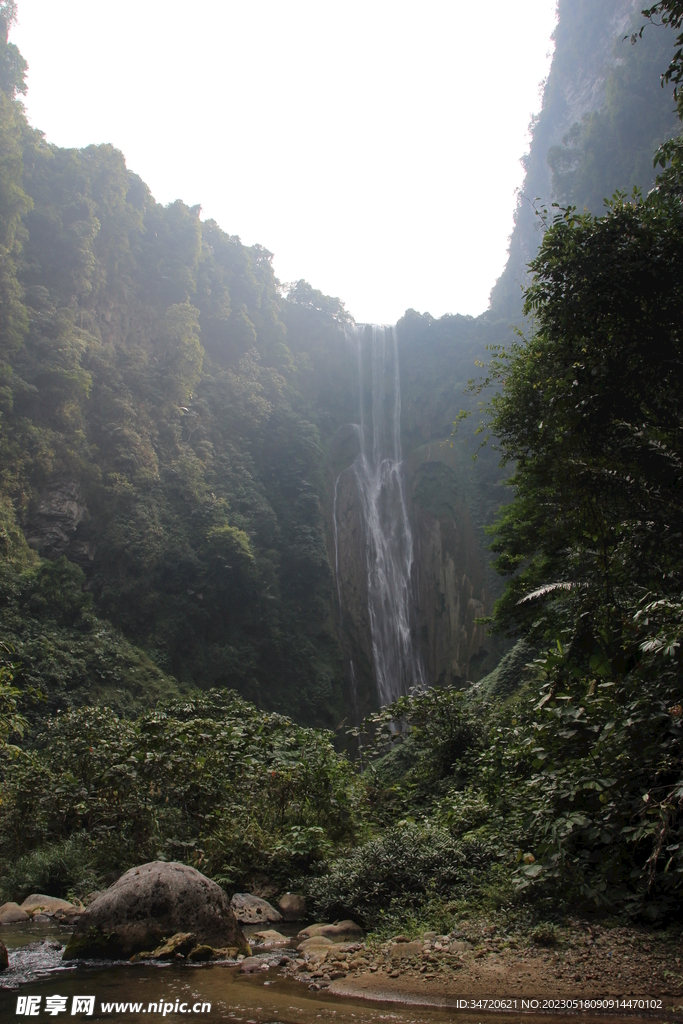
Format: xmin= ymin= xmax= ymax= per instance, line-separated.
xmin=0 ymin=0 xmax=678 ymax=729
xmin=0 ymin=9 xmax=509 ymax=725
xmin=0 ymin=9 xmax=365 ymax=722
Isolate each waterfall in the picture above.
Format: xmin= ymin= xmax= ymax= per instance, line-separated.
xmin=332 ymin=472 xmax=343 ymax=621
xmin=335 ymin=323 xmax=426 ymax=706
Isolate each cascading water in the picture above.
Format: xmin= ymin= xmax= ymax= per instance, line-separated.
xmin=334 ymin=323 xmax=426 ymax=706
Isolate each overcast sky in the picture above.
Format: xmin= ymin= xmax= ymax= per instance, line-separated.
xmin=13 ymin=1 xmax=558 ymax=325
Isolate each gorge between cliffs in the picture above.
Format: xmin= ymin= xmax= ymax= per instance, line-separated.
xmin=3 ymin=0 xmax=683 ymax=1007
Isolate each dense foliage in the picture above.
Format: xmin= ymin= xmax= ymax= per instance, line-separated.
xmin=0 ymin=690 xmax=362 ymax=902
xmin=467 ymin=149 xmax=683 ymax=918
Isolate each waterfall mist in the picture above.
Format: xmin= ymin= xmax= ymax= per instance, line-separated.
xmin=335 ymin=324 xmax=426 ymax=706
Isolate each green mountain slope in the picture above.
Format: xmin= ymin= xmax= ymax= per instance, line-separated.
xmin=0 ymin=69 xmax=351 ymax=720
xmin=1 ymin=0 xmax=680 ymax=729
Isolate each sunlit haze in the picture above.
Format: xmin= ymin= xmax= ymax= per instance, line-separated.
xmin=13 ymin=1 xmax=558 ymax=324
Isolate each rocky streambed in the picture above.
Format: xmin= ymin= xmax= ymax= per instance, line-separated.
xmin=246 ymin=918 xmax=683 ymax=1011
xmin=2 ymin=863 xmax=683 ymax=1020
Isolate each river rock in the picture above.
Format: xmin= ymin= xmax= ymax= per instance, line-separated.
xmin=187 ymin=944 xmax=215 ymax=962
xmin=211 ymin=945 xmax=241 ymax=959
xmin=297 ymin=936 xmax=333 ymax=952
xmin=230 ymin=893 xmax=281 ymax=925
xmin=390 ymin=940 xmax=423 ymax=960
xmin=149 ymin=932 xmax=197 ymax=960
xmin=297 ymin=920 xmax=363 ymax=942
xmin=253 ymin=929 xmax=289 ymax=945
xmin=277 ymin=893 xmax=306 ymax=921
xmin=0 ymin=939 xmax=8 ymax=971
xmin=20 ymin=895 xmax=79 ymax=917
xmin=63 ymin=861 xmax=249 ymax=960
xmin=0 ymin=901 xmax=30 ymax=924
xmin=239 ymin=955 xmax=268 ymax=973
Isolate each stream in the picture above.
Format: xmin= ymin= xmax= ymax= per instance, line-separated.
xmin=0 ymin=924 xmax=674 ymax=1024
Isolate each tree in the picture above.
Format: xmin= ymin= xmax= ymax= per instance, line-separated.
xmin=488 ymin=170 xmax=683 ymax=644
xmin=0 ymin=644 xmax=27 ymax=753
xmin=155 ymin=302 xmax=203 ymax=404
xmin=0 ymin=2 xmax=30 ymax=372
xmin=469 ymin=145 xmax=683 ymax=912
xmin=0 ymin=2 xmax=27 ymax=100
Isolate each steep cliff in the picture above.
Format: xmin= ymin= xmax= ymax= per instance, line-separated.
xmin=490 ymin=0 xmax=678 ymax=318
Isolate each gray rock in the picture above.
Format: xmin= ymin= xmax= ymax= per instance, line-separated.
xmin=63 ymin=861 xmax=249 ymax=960
xmin=277 ymin=893 xmax=306 ymax=921
xmin=230 ymin=893 xmax=281 ymax=925
xmin=25 ymin=482 xmax=89 ymax=558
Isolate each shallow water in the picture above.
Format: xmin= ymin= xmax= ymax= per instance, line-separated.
xmin=0 ymin=926 xmax=674 ymax=1024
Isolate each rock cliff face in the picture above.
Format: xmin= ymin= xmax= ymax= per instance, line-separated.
xmin=327 ymin=318 xmax=506 ymax=714
xmin=490 ymin=0 xmax=650 ymax=318
xmin=25 ymin=482 xmax=92 ymax=561
xmin=329 ymin=450 xmax=498 ymax=714
xmin=331 ymin=465 xmax=378 ymax=719
xmin=412 ymin=491 xmax=487 ymax=689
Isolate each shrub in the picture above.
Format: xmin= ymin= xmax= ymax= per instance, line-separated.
xmin=0 ymin=690 xmax=362 ymax=895
xmin=1 ymin=835 xmax=99 ymax=903
xmin=531 ymin=922 xmax=558 ymax=946
xmin=308 ymin=823 xmax=472 ymax=928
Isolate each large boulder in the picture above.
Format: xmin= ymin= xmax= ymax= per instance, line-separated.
xmin=0 ymin=901 xmax=30 ymax=924
xmin=298 ymin=935 xmax=333 ymax=953
xmin=277 ymin=893 xmax=306 ymax=921
xmin=63 ymin=862 xmax=249 ymax=960
xmin=230 ymin=893 xmax=281 ymax=925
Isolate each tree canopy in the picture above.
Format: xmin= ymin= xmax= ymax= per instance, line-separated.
xmin=470 ymin=134 xmax=683 ymax=915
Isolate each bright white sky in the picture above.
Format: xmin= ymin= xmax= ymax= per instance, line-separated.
xmin=13 ymin=1 xmax=558 ymax=325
